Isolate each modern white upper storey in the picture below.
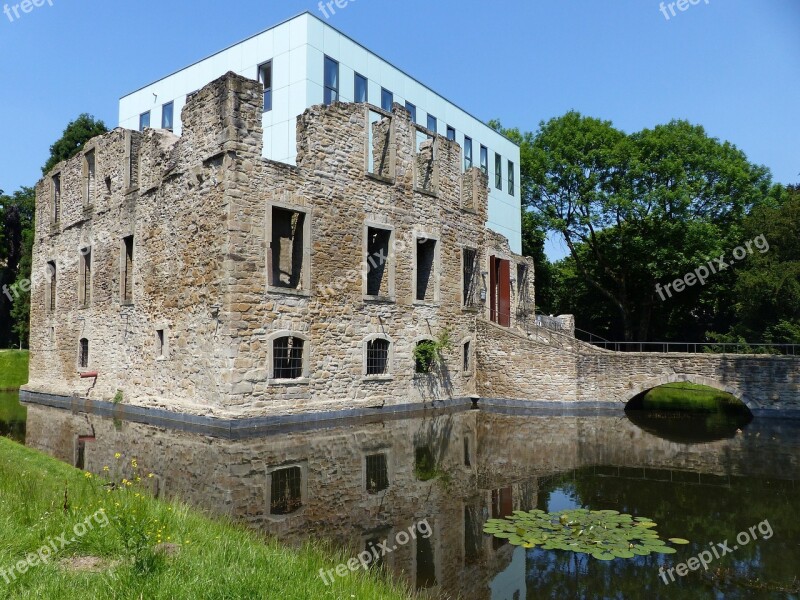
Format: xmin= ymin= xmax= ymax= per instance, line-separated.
xmin=119 ymin=12 xmax=522 ymax=252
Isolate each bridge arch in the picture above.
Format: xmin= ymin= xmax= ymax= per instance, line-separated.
xmin=623 ymin=374 xmax=757 ymax=410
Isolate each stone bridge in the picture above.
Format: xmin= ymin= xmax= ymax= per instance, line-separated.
xmin=476 ymin=320 xmax=800 ymax=414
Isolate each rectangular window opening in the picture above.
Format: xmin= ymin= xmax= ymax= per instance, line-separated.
xmin=366 ymin=338 xmax=390 ymax=376
xmin=416 ymin=526 xmax=437 ymax=589
xmin=270 ymin=466 xmax=302 ymax=515
xmin=462 ymin=248 xmax=477 ymax=307
xmin=122 ymin=236 xmax=134 ymax=304
xmin=405 ymin=102 xmax=416 ymax=123
xmin=463 ymin=436 xmax=471 ymax=466
xmin=464 ymin=136 xmax=473 ymax=171
xmin=79 ymin=338 xmax=89 ymax=369
xmin=508 ymin=160 xmax=515 ymax=195
xmin=426 ymin=114 xmax=437 ymax=134
xmin=273 ymin=336 xmax=304 ymax=380
xmin=47 ymin=261 xmax=56 ymax=311
xmin=156 ymin=329 xmax=165 ymax=359
xmin=84 ymin=150 xmax=95 ymax=206
xmin=416 ymin=238 xmax=437 ymax=302
xmin=354 ymin=72 xmax=368 ymax=103
xmin=258 ymin=61 xmax=273 ymax=112
xmin=367 ymin=109 xmax=392 ymax=179
xmin=139 ymin=111 xmax=150 ymax=132
xmin=446 ymin=126 xmax=456 ymax=141
xmin=162 ymin=101 xmax=174 ymax=130
xmin=324 ymin=56 xmax=339 ymax=106
xmin=480 ymin=145 xmax=488 ymax=176
xmin=463 ymin=341 xmax=471 ymax=373
xmin=270 ymin=207 xmax=306 ymax=290
xmin=381 ymin=88 xmax=393 ymax=112
xmin=51 ymin=174 xmax=61 ymax=223
xmin=80 ymin=249 xmax=91 ymax=307
xmin=415 ymin=130 xmax=436 ymax=193
xmin=495 ymin=153 xmax=503 ymax=190
xmin=365 ymin=453 xmax=389 ymax=493
xmin=366 ymin=227 xmax=391 ymax=296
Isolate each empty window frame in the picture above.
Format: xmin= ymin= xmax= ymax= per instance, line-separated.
xmin=354 ymin=72 xmax=368 ymax=103
xmin=121 ymin=236 xmax=134 ymax=304
xmin=463 ymin=136 xmax=473 ymax=171
xmin=426 ymin=114 xmax=437 ymax=134
xmin=84 ymin=149 xmax=96 ymax=206
xmin=381 ymin=88 xmax=393 ymax=112
xmin=269 ymin=206 xmax=307 ymax=290
xmin=415 ymin=238 xmax=437 ymax=302
xmin=508 ymin=160 xmax=515 ymax=195
xmin=462 ymin=247 xmax=478 ymax=307
xmin=366 ymin=338 xmax=390 ymax=376
xmin=79 ymin=338 xmax=89 ymax=368
xmin=367 ymin=109 xmax=393 ymax=179
xmin=366 ymin=227 xmax=392 ymax=297
xmin=324 ymin=56 xmax=339 ymax=105
xmin=51 ymin=174 xmax=61 ymax=223
xmin=414 ymin=340 xmax=436 ymax=374
xmin=258 ymin=61 xmax=273 ymax=111
xmin=446 ymin=126 xmax=456 ymax=141
xmin=495 ymin=153 xmax=503 ymax=190
xmin=47 ymin=261 xmax=56 ymax=311
xmin=365 ymin=453 xmax=389 ymax=493
xmin=270 ymin=466 xmax=303 ymax=515
xmin=79 ymin=248 xmax=91 ymax=307
xmin=479 ymin=145 xmax=488 ymax=176
xmin=156 ymin=329 xmax=165 ymax=359
xmin=405 ymin=102 xmax=417 ymax=123
xmin=272 ymin=336 xmax=305 ymax=380
xmin=161 ymin=101 xmax=174 ymax=130
xmin=139 ymin=111 xmax=150 ymax=132
xmin=463 ymin=340 xmax=471 ymax=373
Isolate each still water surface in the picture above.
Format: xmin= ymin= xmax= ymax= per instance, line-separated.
xmin=2 ymin=392 xmax=798 ymax=599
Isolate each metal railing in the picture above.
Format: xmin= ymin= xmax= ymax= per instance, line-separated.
xmin=573 ymin=332 xmax=800 ymax=356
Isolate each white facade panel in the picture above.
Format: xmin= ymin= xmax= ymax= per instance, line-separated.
xmin=118 ymin=12 xmax=522 ymax=252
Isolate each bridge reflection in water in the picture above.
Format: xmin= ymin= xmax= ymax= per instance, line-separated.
xmin=24 ymin=405 xmax=800 ymax=599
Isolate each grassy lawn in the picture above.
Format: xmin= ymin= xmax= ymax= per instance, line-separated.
xmin=640 ymin=382 xmax=749 ymax=413
xmin=0 ymin=437 xmax=413 ymax=599
xmin=0 ymin=350 xmax=29 ymax=390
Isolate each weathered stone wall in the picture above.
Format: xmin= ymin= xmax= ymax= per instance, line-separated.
xmin=24 ymin=71 xmax=533 ymax=419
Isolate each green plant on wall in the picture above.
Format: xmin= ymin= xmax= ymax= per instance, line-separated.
xmin=413 ymin=328 xmax=452 ymax=374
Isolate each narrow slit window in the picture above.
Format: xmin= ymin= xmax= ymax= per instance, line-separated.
xmin=480 ymin=145 xmax=488 ymax=176
xmin=84 ymin=150 xmax=95 ymax=206
xmin=462 ymin=247 xmax=477 ymax=307
xmin=273 ymin=336 xmax=304 ymax=380
xmin=463 ymin=436 xmax=471 ymax=466
xmin=495 ymin=152 xmax=503 ymax=190
xmin=365 ymin=454 xmax=389 ymax=493
xmin=47 ymin=261 xmax=56 ymax=312
xmin=366 ymin=338 xmax=390 ymax=376
xmin=463 ymin=341 xmax=471 ymax=373
xmin=258 ymin=61 xmax=273 ymax=112
xmin=122 ymin=236 xmax=134 ymax=304
xmin=415 ymin=239 xmax=436 ymax=302
xmin=51 ymin=174 xmax=61 ymax=223
xmin=508 ymin=160 xmax=515 ymax=195
xmin=270 ymin=466 xmax=302 ymax=515
xmin=156 ymin=329 xmax=165 ymax=358
xmin=80 ymin=248 xmax=91 ymax=307
xmin=79 ymin=338 xmax=89 ymax=368
xmin=324 ymin=56 xmax=339 ymax=105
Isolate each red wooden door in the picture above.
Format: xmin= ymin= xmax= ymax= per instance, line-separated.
xmin=489 ymin=256 xmax=497 ymax=323
xmin=498 ymin=259 xmax=511 ymax=327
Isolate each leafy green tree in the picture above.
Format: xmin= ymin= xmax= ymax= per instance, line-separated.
xmin=0 ymin=188 xmax=34 ymax=347
xmin=525 ymin=112 xmax=772 ymax=340
xmin=41 ymin=113 xmax=108 ymax=175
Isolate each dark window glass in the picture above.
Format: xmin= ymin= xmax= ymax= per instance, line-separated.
xmin=405 ymin=101 xmax=416 ymax=123
xmin=258 ymin=62 xmax=273 ymax=111
xmin=354 ymin=72 xmax=368 ymax=103
xmin=508 ymin=160 xmax=515 ymax=195
xmin=161 ymin=101 xmax=174 ymax=129
xmin=426 ymin=114 xmax=437 ymax=134
xmin=365 ymin=454 xmax=389 ymax=493
xmin=464 ymin=136 xmax=473 ymax=170
xmin=446 ymin=126 xmax=456 ymax=141
xmin=324 ymin=56 xmax=339 ymax=105
xmin=139 ymin=111 xmax=150 ymax=132
xmin=79 ymin=338 xmax=89 ymax=368
xmin=366 ymin=338 xmax=390 ymax=375
xmin=270 ymin=467 xmax=302 ymax=514
xmin=273 ymin=336 xmax=304 ymax=379
xmin=495 ymin=152 xmax=503 ymax=190
xmin=480 ymin=145 xmax=488 ymax=176
xmin=381 ymin=88 xmax=393 ymax=111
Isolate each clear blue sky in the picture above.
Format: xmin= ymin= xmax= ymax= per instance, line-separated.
xmin=1 ymin=0 xmax=797 ymax=259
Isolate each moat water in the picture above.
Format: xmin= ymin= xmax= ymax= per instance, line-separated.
xmin=2 ymin=391 xmax=798 ymax=599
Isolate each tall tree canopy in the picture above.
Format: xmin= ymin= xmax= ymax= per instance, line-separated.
xmin=524 ymin=112 xmax=773 ymax=340
xmin=41 ymin=113 xmax=108 ymax=175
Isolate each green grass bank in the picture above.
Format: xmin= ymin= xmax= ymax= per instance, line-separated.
xmin=0 ymin=350 xmax=28 ymax=391
xmin=0 ymin=437 xmax=413 ymax=599
xmin=638 ymin=382 xmax=750 ymax=414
